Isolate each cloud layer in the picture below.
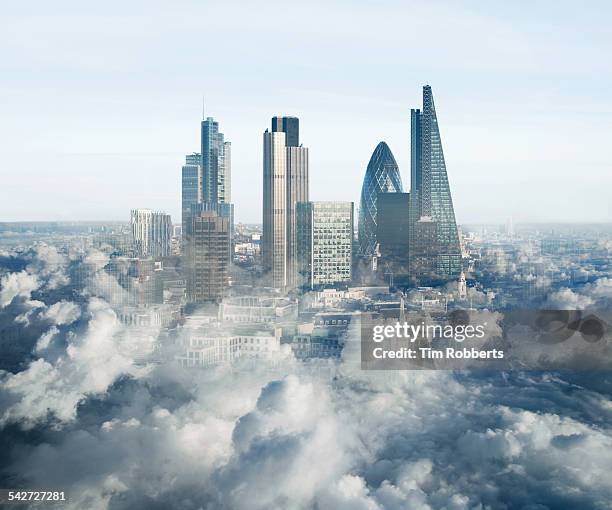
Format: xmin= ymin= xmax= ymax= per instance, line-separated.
xmin=1 ymin=244 xmax=612 ymax=509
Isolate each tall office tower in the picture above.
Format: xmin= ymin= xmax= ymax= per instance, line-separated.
xmin=184 ymin=210 xmax=230 ymax=303
xmin=376 ymin=192 xmax=410 ymax=286
xmin=181 ymin=153 xmax=202 ymax=233
xmin=262 ymin=117 xmax=309 ymax=290
xmin=130 ymin=209 xmax=172 ymax=259
xmin=296 ymin=202 xmax=353 ymax=289
xmin=201 ymin=117 xmax=231 ymax=204
xmin=358 ymin=142 xmax=404 ymax=257
xmin=410 ymin=85 xmax=461 ymax=281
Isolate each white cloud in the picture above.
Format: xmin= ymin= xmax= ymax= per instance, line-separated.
xmin=0 ymin=270 xmax=39 ymax=308
xmin=42 ymin=300 xmax=81 ymax=325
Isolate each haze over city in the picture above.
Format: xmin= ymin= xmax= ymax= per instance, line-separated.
xmin=1 ymin=0 xmax=611 ymax=224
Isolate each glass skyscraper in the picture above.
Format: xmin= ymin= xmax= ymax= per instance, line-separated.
xmin=410 ymin=85 xmax=461 ymax=281
xmin=358 ymin=142 xmax=404 ymax=256
xmin=181 ymin=153 xmax=202 ymax=233
xmin=201 ymin=117 xmax=231 ymax=204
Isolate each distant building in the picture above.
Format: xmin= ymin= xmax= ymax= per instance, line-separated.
xmin=458 ymin=271 xmax=467 ymax=300
xmin=296 ymin=201 xmax=353 ymax=289
xmin=178 ymin=324 xmax=281 ymax=367
xmin=90 ymin=257 xmax=163 ymax=307
xmin=130 ymin=209 xmax=172 ymax=259
xmin=184 ymin=210 xmax=230 ymax=303
xmin=219 ymin=295 xmax=297 ymax=324
xmin=262 ymin=116 xmax=309 ymax=291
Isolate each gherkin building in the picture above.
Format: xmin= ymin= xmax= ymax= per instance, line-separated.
xmin=358 ymin=142 xmax=404 ymax=256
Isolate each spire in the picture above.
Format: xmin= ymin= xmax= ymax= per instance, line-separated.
xmin=202 ymin=95 xmax=205 ymax=120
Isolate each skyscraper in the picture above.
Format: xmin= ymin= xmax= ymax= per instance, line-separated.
xmin=181 ymin=153 xmax=202 ymax=232
xmin=201 ymin=117 xmax=231 ymax=204
xmin=296 ymin=201 xmax=353 ymax=289
xmin=376 ymin=192 xmax=410 ymax=286
xmin=130 ymin=209 xmax=172 ymax=259
xmin=409 ymin=85 xmax=461 ymax=281
xmin=358 ymin=142 xmax=404 ymax=257
xmin=184 ymin=210 xmax=230 ymax=303
xmin=262 ymin=116 xmax=309 ymax=290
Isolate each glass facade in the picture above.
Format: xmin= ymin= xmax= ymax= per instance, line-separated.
xmin=181 ymin=153 xmax=202 ymax=232
xmin=271 ymin=116 xmax=299 ymax=147
xmin=296 ymin=201 xmax=353 ymax=289
xmin=410 ymin=85 xmax=461 ymax=280
xmin=358 ymin=142 xmax=404 ymax=256
xmin=201 ymin=117 xmax=230 ymax=204
xmin=376 ymin=192 xmax=410 ymax=285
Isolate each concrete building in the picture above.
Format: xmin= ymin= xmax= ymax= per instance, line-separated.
xmin=130 ymin=209 xmax=172 ymax=259
xmin=178 ymin=325 xmax=282 ymax=367
xmin=218 ymin=295 xmax=297 ymax=324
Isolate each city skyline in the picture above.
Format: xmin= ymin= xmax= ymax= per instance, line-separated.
xmin=1 ymin=1 xmax=612 ymax=225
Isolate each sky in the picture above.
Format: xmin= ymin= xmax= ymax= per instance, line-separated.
xmin=1 ymin=0 xmax=611 ymax=224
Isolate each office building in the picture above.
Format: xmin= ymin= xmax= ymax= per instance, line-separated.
xmin=376 ymin=192 xmax=410 ymax=286
xmin=130 ymin=209 xmax=172 ymax=259
xmin=201 ymin=117 xmax=231 ymax=204
xmin=358 ymin=142 xmax=403 ymax=257
xmin=409 ymin=85 xmax=461 ymax=281
xmin=262 ymin=116 xmax=309 ymax=291
xmin=184 ymin=210 xmax=230 ymax=303
xmin=296 ymin=201 xmax=353 ymax=289
xmin=181 ymin=153 xmax=202 ymax=232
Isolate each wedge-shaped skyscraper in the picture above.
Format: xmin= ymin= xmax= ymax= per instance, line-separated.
xmin=358 ymin=142 xmax=403 ymax=256
xmin=410 ymin=85 xmax=461 ymax=281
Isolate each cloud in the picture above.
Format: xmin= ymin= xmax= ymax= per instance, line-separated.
xmin=1 ymin=298 xmax=152 ymax=428
xmin=1 ymin=249 xmax=612 ymax=509
xmin=0 ymin=270 xmax=39 ymax=308
xmin=545 ymin=288 xmax=595 ymax=310
xmin=42 ymin=300 xmax=81 ymax=325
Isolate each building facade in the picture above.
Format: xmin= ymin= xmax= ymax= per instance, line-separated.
xmin=184 ymin=210 xmax=230 ymax=303
xmin=181 ymin=152 xmax=202 ymax=232
xmin=296 ymin=201 xmax=353 ymax=289
xmin=262 ymin=116 xmax=309 ymax=291
xmin=178 ymin=325 xmax=281 ymax=367
xmin=130 ymin=209 xmax=172 ymax=259
xmin=358 ymin=142 xmax=404 ymax=257
xmin=201 ymin=117 xmax=231 ymax=204
xmin=376 ymin=192 xmax=411 ymax=286
xmin=409 ymin=85 xmax=461 ymax=282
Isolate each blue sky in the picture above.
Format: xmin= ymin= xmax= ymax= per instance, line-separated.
xmin=1 ymin=0 xmax=611 ymax=224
